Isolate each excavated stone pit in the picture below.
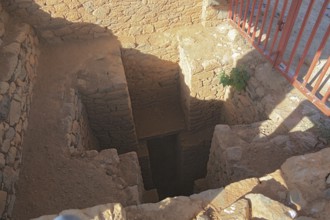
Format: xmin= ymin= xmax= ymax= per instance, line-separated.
xmin=66 ymin=25 xmax=273 ymax=200
xmin=0 ymin=0 xmax=329 ymax=219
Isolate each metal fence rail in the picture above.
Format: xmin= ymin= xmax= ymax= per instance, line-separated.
xmin=228 ymin=0 xmax=330 ymax=116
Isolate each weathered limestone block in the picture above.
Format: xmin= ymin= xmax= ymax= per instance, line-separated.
xmin=281 ymin=147 xmax=330 ymax=219
xmin=245 ymin=193 xmax=297 ymax=220
xmin=194 ymin=198 xmax=250 ymax=220
xmin=126 ymin=196 xmax=204 ymax=220
xmin=205 ymin=124 xmax=247 ymax=188
xmin=81 ymin=148 xmax=144 ymax=205
xmin=219 ymin=199 xmax=250 ymax=220
xmin=253 ymin=170 xmax=289 ymax=204
xmin=118 ymin=152 xmax=144 ymax=200
xmin=192 ymin=178 xmax=259 ymax=210
xmin=32 ymin=203 xmax=126 ymax=220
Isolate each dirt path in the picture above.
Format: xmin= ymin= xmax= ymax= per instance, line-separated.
xmin=12 ymin=38 xmax=133 ymax=220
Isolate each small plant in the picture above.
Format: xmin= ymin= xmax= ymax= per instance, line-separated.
xmin=219 ymin=67 xmax=250 ymax=91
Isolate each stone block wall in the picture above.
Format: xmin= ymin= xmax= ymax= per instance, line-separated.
xmin=175 ymin=23 xmax=282 ymax=189
xmin=63 ymin=89 xmax=99 ymax=156
xmin=178 ymin=24 xmax=269 ymax=130
xmin=0 ymin=4 xmax=39 ymax=218
xmin=75 ymin=38 xmax=138 ymax=154
xmin=3 ymin=0 xmax=204 ymax=41
xmin=122 ymin=45 xmax=179 ymax=109
xmin=178 ymin=26 xmax=228 ymax=130
xmin=78 ymin=78 xmax=138 ymax=154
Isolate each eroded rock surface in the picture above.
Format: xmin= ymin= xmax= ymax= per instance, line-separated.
xmin=35 ymin=147 xmax=330 ymax=220
xmin=206 ymin=120 xmax=328 ymax=188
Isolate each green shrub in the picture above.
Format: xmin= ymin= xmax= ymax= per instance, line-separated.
xmin=219 ymin=67 xmax=250 ymax=91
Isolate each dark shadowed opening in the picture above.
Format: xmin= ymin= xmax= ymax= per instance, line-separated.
xmin=147 ymin=134 xmax=183 ymax=200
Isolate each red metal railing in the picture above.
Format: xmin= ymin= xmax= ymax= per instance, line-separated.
xmin=228 ymin=0 xmax=330 ymax=116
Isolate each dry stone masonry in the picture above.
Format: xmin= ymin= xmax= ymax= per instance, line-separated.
xmin=0 ymin=3 xmax=39 ymax=217
xmin=75 ymin=37 xmax=138 ymax=154
xmin=63 ymin=88 xmax=99 ymax=155
xmin=120 ymin=34 xmax=185 ymax=139
xmin=177 ymin=23 xmax=268 ymax=129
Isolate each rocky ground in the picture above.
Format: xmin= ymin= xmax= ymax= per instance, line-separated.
xmin=34 ymin=147 xmax=330 ymax=220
